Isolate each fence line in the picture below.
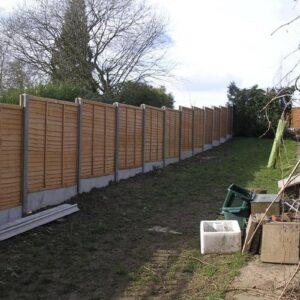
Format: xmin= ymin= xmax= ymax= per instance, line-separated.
xmin=0 ymin=95 xmax=233 ymax=225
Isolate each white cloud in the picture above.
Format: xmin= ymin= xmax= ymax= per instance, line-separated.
xmin=150 ymin=0 xmax=300 ymax=107
xmin=0 ymin=0 xmax=19 ymax=12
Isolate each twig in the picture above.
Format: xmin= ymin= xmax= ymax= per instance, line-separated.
xmin=259 ymin=109 xmax=272 ymax=138
xmin=277 ymin=58 xmax=300 ymax=86
xmin=271 ymin=15 xmax=300 ymax=36
xmin=295 ymin=74 xmax=300 ymax=91
xmin=260 ymin=94 xmax=292 ymax=112
xmin=143 ymin=266 xmax=166 ymax=290
xmin=180 ymin=255 xmax=216 ymax=267
xmin=278 ymin=261 xmax=300 ymax=300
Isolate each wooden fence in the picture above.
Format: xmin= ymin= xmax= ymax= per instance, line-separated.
xmin=0 ymin=95 xmax=233 ymax=225
xmin=0 ymin=104 xmax=22 ymax=211
xmin=291 ymin=107 xmax=300 ymax=129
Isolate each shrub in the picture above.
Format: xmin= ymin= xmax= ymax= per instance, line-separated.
xmin=227 ymin=82 xmax=292 ymax=138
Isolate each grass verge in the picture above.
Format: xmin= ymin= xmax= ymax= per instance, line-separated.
xmin=0 ymin=137 xmax=296 ymax=300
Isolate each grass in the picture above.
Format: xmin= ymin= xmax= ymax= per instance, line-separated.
xmin=0 ymin=137 xmax=297 ymax=300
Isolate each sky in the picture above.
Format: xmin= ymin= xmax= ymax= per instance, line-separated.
xmin=1 ymin=0 xmax=300 ymax=108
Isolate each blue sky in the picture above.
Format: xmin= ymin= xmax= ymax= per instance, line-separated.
xmin=1 ymin=0 xmax=300 ymax=108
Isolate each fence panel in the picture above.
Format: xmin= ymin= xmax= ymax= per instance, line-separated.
xmin=81 ymin=100 xmax=115 ymax=178
xmin=227 ymin=105 xmax=233 ymax=135
xmin=213 ymin=106 xmax=220 ymax=142
xmin=220 ymin=106 xmax=227 ymax=139
xmin=28 ymin=96 xmax=78 ymax=192
xmin=145 ymin=106 xmax=164 ymax=162
xmin=181 ymin=107 xmax=193 ymax=152
xmin=165 ymin=108 xmax=180 ymax=159
xmin=193 ymin=107 xmax=204 ymax=149
xmin=0 ymin=104 xmax=22 ymax=210
xmin=204 ymin=107 xmax=213 ymax=145
xmin=119 ymin=104 xmax=143 ymax=169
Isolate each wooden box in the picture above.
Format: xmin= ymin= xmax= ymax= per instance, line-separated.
xmin=261 ymin=222 xmax=300 ymax=264
xmin=251 ymin=194 xmax=281 ymax=216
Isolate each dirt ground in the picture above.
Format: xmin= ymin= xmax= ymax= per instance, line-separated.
xmin=225 ymin=256 xmax=300 ymax=300
xmin=0 ymin=138 xmax=296 ymax=300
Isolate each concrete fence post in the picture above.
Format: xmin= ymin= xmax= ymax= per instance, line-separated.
xmin=141 ymin=104 xmax=146 ymax=173
xmin=113 ymin=102 xmax=120 ymax=182
xmin=20 ymin=94 xmax=29 ymax=216
xmin=179 ymin=106 xmax=183 ymax=160
xmin=191 ymin=107 xmax=195 ymax=156
xmin=75 ymin=98 xmax=83 ymax=194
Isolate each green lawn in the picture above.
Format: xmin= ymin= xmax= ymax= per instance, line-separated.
xmin=0 ymin=137 xmax=296 ymax=300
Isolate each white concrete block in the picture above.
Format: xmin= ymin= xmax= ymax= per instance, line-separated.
xmin=165 ymin=157 xmax=179 ymax=166
xmin=118 ymin=167 xmax=142 ymax=181
xmin=212 ymin=140 xmax=220 ymax=147
xmin=0 ymin=207 xmax=22 ymax=226
xmin=144 ymin=161 xmax=164 ymax=173
xmin=200 ymin=220 xmax=241 ymax=254
xmin=203 ymin=144 xmax=213 ymax=151
xmin=194 ymin=147 xmax=203 ymax=155
xmin=181 ymin=150 xmax=193 ymax=160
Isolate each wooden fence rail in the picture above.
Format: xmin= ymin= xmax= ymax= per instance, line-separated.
xmin=0 ymin=95 xmax=233 ymax=225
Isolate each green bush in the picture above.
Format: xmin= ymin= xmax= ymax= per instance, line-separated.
xmin=227 ymin=82 xmax=292 ymax=138
xmin=115 ymin=81 xmax=174 ymax=108
xmin=0 ymin=81 xmax=174 ymax=109
xmin=0 ymin=82 xmax=101 ymax=105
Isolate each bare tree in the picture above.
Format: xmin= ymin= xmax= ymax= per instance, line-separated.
xmin=1 ymin=0 xmax=171 ymax=95
xmin=0 ymin=43 xmax=8 ymax=91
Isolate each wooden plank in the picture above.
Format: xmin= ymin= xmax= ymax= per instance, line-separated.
xmin=278 ymin=173 xmax=300 ymax=189
xmin=29 ymin=95 xmax=78 ymax=107
xmin=242 ymin=213 xmax=268 ymax=254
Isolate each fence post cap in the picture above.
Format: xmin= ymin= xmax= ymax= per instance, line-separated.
xmin=75 ymin=97 xmax=83 ymax=104
xmin=19 ymin=94 xmax=29 ymax=107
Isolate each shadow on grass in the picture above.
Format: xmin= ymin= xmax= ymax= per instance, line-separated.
xmin=0 ymin=138 xmax=296 ymax=299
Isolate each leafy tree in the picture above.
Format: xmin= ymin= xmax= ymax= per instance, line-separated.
xmin=51 ymin=0 xmax=96 ymax=91
xmin=227 ymin=82 xmax=293 ymax=137
xmin=115 ymin=81 xmax=174 ymax=108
